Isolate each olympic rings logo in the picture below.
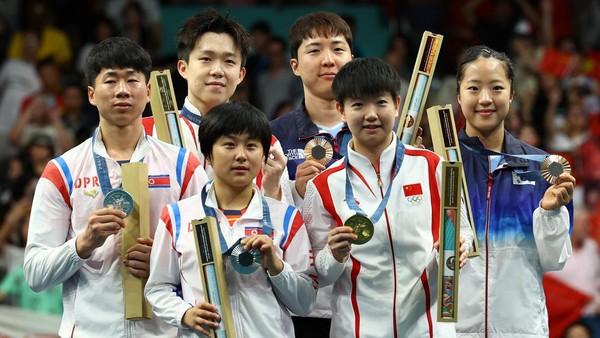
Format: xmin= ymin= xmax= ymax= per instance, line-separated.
xmin=406 ymin=195 xmax=423 ymax=204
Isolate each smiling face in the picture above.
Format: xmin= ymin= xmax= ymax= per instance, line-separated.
xmin=338 ymin=92 xmax=400 ymax=154
xmin=207 ymin=132 xmax=265 ymax=192
xmin=88 ymin=67 xmax=150 ymax=128
xmin=290 ymin=33 xmax=352 ymax=101
xmin=178 ymin=32 xmax=246 ymax=114
xmin=457 ymin=57 xmax=514 ymax=139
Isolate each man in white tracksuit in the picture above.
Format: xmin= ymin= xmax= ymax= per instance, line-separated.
xmin=24 ymin=37 xmax=207 ymax=337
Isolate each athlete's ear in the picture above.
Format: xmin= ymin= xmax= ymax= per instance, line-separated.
xmin=177 ymin=59 xmax=188 ymax=80
xmin=336 ymin=101 xmax=347 ymax=123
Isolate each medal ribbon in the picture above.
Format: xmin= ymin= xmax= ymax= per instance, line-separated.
xmin=461 ymin=143 xmax=548 ymax=181
xmin=344 ymin=138 xmax=405 ymax=223
xmin=92 ymin=128 xmax=145 ymax=196
xmin=180 ymin=105 xmax=202 ymax=125
xmin=201 ymin=182 xmax=273 ymax=255
xmin=92 ymin=128 xmax=120 ymax=196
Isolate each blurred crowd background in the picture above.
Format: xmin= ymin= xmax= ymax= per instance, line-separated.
xmin=0 ymin=0 xmax=598 ymax=337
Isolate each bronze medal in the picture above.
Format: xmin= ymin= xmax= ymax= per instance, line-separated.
xmin=304 ymin=138 xmax=333 ymax=166
xmin=541 ymin=155 xmax=571 ymax=184
xmin=344 ymin=214 xmax=374 ymax=245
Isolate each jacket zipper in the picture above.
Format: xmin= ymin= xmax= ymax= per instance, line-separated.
xmin=484 ymin=172 xmax=493 ymax=338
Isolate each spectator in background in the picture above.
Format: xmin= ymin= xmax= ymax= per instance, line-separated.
xmin=0 ymin=30 xmax=41 ymax=159
xmin=256 ymin=36 xmax=302 ymax=120
xmin=0 ymin=190 xmax=63 ymax=316
xmin=384 ymin=32 xmax=414 ymax=80
xmin=0 ymin=133 xmax=55 ymax=226
xmin=246 ymin=20 xmax=272 ymax=108
xmin=563 ymin=321 xmax=594 ymax=338
xmin=120 ymin=2 xmax=152 ymax=58
xmin=104 ymin=0 xmax=161 ymax=60
xmin=76 ymin=15 xmax=117 ymax=75
xmin=7 ymin=0 xmax=72 ymax=69
xmin=9 ymin=58 xmax=74 ymax=154
xmin=61 ymin=82 xmax=98 ymax=144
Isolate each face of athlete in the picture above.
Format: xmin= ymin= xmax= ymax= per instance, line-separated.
xmin=208 ymin=132 xmax=265 ymax=192
xmin=338 ymin=92 xmax=400 ymax=153
xmin=178 ymin=32 xmax=246 ymax=115
xmin=88 ymin=67 xmax=150 ymax=128
xmin=457 ymin=57 xmax=514 ymax=138
xmin=290 ymin=33 xmax=353 ymax=101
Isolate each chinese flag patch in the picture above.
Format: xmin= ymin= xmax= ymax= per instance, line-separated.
xmin=403 ymin=183 xmax=423 ymax=196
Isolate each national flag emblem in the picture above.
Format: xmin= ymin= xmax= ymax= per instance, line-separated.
xmin=148 ymin=174 xmax=170 ymax=188
xmin=403 ymin=183 xmax=423 ymax=204
xmin=245 ymin=226 xmax=262 ymax=236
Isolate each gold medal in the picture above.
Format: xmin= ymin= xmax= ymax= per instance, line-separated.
xmin=304 ymin=138 xmax=333 ymax=166
xmin=344 ymin=214 xmax=374 ymax=245
xmin=541 ymin=155 xmax=571 ymax=184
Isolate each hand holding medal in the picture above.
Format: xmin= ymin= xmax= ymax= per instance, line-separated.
xmin=238 ymin=235 xmax=284 ymax=275
xmin=540 ymin=156 xmax=576 ymax=211
xmin=328 ymin=226 xmax=358 ymax=263
xmin=304 ymin=138 xmax=334 ymax=166
xmin=103 ymin=188 xmax=134 ymax=217
xmin=540 ymin=155 xmax=571 ymax=185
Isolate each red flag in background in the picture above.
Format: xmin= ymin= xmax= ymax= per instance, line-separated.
xmin=544 ymin=274 xmax=592 ymax=338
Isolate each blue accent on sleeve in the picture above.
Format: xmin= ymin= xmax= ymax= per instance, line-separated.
xmin=55 ymin=157 xmax=73 ymax=195
xmin=172 ymin=203 xmax=182 ymax=245
xmin=176 ymin=148 xmax=185 ymax=188
xmin=280 ymin=205 xmax=295 ymax=247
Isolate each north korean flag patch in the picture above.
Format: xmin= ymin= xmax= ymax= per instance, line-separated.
xmin=403 ymin=183 xmax=423 ymax=204
xmin=245 ymin=226 xmax=262 ymax=236
xmin=148 ymin=174 xmax=170 ymax=188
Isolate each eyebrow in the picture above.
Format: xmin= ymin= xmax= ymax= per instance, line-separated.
xmin=197 ymin=49 xmax=238 ymax=58
xmin=304 ymin=38 xmax=348 ymax=49
xmin=102 ymin=69 xmax=139 ymax=77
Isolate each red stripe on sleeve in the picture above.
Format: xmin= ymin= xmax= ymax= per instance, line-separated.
xmin=180 ymin=152 xmax=201 ymax=199
xmin=282 ymin=210 xmax=304 ymax=251
xmin=41 ymin=161 xmax=71 ymax=209
xmin=312 ymin=164 xmax=346 ymax=227
xmin=160 ymin=206 xmax=175 ymax=247
xmin=405 ymin=148 xmax=441 ymax=242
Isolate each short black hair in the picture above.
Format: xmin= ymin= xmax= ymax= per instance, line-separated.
xmin=332 ymin=57 xmax=402 ymax=106
xmin=288 ymin=11 xmax=353 ymax=60
xmin=176 ymin=8 xmax=253 ymax=66
xmin=83 ymin=37 xmax=151 ymax=87
xmin=199 ymin=101 xmax=271 ymax=163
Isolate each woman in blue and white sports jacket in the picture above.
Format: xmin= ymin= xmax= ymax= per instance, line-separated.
xmin=454 ymin=45 xmax=576 ymax=338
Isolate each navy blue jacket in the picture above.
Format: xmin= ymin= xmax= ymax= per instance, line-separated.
xmin=270 ymin=102 xmax=351 ymax=180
